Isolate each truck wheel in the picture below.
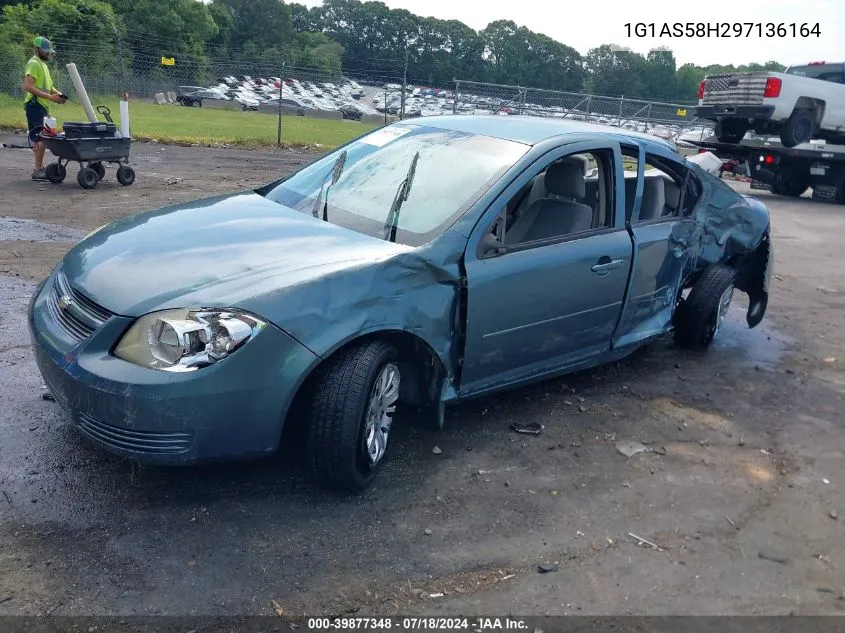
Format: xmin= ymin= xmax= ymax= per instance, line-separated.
xmin=779 ymin=109 xmax=815 ymax=147
xmin=836 ymin=173 xmax=845 ymax=205
xmin=674 ymin=265 xmax=736 ymax=350
xmin=772 ymin=181 xmax=808 ymax=197
xmin=715 ymin=119 xmax=748 ymax=144
xmin=306 ymin=340 xmax=401 ymax=492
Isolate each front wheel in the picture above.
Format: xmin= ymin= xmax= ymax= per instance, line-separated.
xmin=116 ymin=165 xmax=135 ymax=186
xmin=306 ymin=341 xmax=401 ymax=492
xmin=673 ymin=264 xmax=736 ymax=350
xmin=77 ymin=166 xmax=99 ymax=189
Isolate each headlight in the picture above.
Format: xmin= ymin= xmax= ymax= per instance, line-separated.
xmin=114 ymin=308 xmax=265 ymax=372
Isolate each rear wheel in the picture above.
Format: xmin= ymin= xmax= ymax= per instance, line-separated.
xmin=306 ymin=340 xmax=401 ymax=492
xmin=674 ymin=264 xmax=736 ymax=350
xmin=77 ymin=167 xmax=99 ymax=189
xmin=780 ymin=109 xmax=816 ymax=147
xmin=715 ymin=119 xmax=748 ymax=144
xmin=45 ymin=162 xmax=66 ymax=183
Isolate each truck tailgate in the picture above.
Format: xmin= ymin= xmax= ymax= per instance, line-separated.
xmin=702 ymin=72 xmax=769 ymax=105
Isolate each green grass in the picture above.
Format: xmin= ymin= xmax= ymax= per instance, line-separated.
xmin=0 ymin=94 xmax=378 ymax=149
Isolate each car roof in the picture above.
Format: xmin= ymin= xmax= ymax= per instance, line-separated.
xmin=395 ymin=115 xmax=676 ymax=151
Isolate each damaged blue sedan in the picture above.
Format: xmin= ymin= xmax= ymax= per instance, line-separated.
xmin=28 ymin=116 xmax=772 ymax=491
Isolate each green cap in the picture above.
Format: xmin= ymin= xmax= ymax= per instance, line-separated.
xmin=33 ymin=36 xmax=56 ymax=54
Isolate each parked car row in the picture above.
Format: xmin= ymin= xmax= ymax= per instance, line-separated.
xmin=175 ymin=75 xmax=710 ymax=141
xmin=177 ymin=76 xmax=374 ymax=116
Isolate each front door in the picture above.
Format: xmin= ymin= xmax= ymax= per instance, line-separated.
xmin=459 ymin=142 xmax=633 ymax=397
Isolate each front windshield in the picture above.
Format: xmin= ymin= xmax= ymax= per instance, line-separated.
xmin=262 ymin=123 xmax=530 ymax=246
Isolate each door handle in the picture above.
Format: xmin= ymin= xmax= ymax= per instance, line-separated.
xmin=591 ymin=258 xmax=624 ymax=274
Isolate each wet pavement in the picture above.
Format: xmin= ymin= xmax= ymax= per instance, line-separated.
xmin=0 ymin=143 xmax=844 ymax=616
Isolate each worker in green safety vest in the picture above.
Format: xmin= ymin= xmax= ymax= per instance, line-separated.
xmin=23 ymin=36 xmax=67 ymax=181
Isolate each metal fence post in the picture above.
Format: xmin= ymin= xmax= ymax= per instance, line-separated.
xmin=114 ymin=26 xmax=129 ymax=98
xmin=277 ymin=70 xmax=283 ymax=147
xmin=453 ymin=80 xmax=459 ymax=114
xmin=384 ymin=86 xmax=388 ymax=126
xmin=400 ymin=46 xmax=408 ymax=120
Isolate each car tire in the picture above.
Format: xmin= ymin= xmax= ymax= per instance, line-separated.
xmin=45 ymin=162 xmax=66 ymax=183
xmin=306 ymin=340 xmax=401 ymax=493
xmin=116 ymin=166 xmax=135 ymax=186
xmin=715 ymin=119 xmax=748 ymax=144
xmin=772 ymin=181 xmax=808 ymax=197
xmin=77 ymin=167 xmax=99 ymax=189
xmin=673 ymin=264 xmax=736 ymax=350
xmin=779 ymin=109 xmax=816 ymax=147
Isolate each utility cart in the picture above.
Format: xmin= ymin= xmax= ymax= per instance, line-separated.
xmin=42 ymin=106 xmax=135 ymax=189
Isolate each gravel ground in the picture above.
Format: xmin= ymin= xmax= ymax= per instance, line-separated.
xmin=0 ymin=137 xmax=844 ymax=617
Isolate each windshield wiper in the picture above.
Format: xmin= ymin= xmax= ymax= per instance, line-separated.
xmin=382 ymin=151 xmax=419 ymax=243
xmin=312 ymin=150 xmax=347 ymax=222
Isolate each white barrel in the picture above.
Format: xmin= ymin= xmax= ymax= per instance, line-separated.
xmin=119 ymin=100 xmax=130 ymax=137
xmin=65 ymin=63 xmax=98 ymax=123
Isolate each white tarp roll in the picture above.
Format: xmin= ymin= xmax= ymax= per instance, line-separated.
xmin=65 ymin=63 xmax=97 ymax=123
xmin=119 ymin=100 xmax=130 ymax=137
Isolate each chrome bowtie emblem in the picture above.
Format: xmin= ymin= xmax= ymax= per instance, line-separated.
xmin=57 ymin=294 xmax=74 ymax=311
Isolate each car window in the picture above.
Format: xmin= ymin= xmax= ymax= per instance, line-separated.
xmin=624 ymin=151 xmax=699 ymax=223
xmin=483 ymin=150 xmax=615 ymax=252
xmin=262 ymin=124 xmax=529 ymax=247
xmin=786 ymin=63 xmax=844 ymax=84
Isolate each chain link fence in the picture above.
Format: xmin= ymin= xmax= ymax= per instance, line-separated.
xmin=451 ymin=80 xmax=714 ymax=144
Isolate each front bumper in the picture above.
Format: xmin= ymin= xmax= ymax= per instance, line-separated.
xmin=28 ymin=270 xmax=318 ymax=465
xmin=696 ymin=105 xmax=775 ymax=121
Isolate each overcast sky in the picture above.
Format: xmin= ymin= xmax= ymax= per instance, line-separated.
xmin=298 ymin=0 xmax=842 ymax=66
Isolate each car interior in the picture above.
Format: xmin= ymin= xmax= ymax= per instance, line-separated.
xmin=483 ymin=150 xmax=692 ymax=253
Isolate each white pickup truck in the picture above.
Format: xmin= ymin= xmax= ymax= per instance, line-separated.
xmin=696 ymin=62 xmax=845 ymax=147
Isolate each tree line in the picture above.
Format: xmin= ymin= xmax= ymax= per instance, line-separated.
xmin=0 ymin=0 xmax=785 ymax=102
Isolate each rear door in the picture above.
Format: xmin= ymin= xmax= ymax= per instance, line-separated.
xmin=613 ymin=144 xmax=702 ymax=348
xmin=459 ymin=141 xmax=633 ymax=397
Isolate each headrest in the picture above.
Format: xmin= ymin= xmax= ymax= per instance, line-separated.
xmin=545 ymin=159 xmax=585 ymax=199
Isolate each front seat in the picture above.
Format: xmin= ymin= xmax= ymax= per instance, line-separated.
xmin=519 ymin=155 xmax=589 ymax=214
xmin=506 ymin=160 xmax=594 ymax=244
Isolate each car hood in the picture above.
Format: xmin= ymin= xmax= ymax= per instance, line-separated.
xmin=62 ymin=192 xmax=409 ymax=317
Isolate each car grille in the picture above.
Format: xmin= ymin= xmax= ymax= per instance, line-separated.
xmin=702 ymin=73 xmax=768 ymax=105
xmin=46 ymin=270 xmax=113 ymax=342
xmin=76 ymin=413 xmax=194 ymax=455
